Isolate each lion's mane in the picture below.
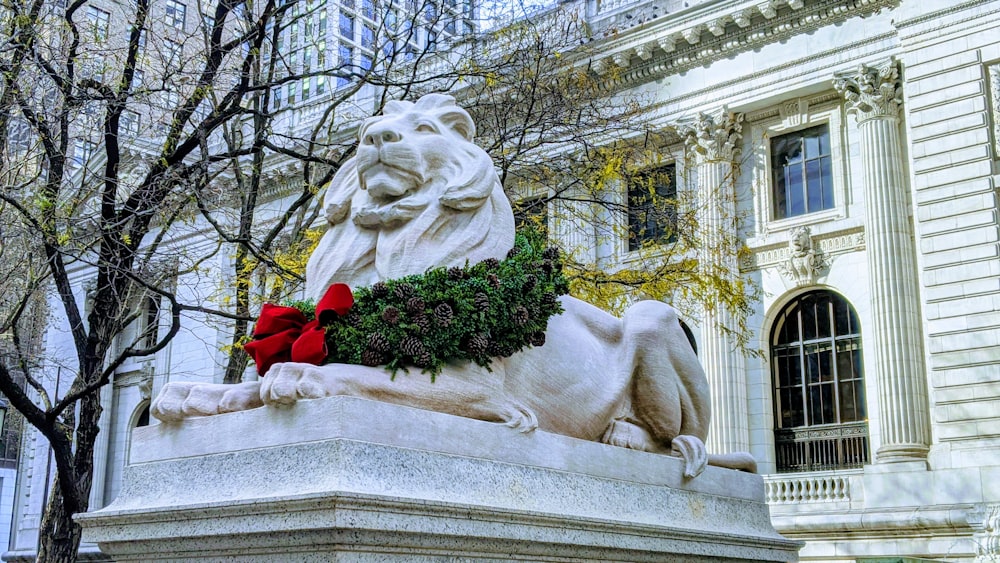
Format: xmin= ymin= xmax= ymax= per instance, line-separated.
xmin=305 ymin=94 xmax=515 ymax=300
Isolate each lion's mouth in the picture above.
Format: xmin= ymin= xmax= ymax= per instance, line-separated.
xmin=362 ymin=162 xmax=422 ymax=202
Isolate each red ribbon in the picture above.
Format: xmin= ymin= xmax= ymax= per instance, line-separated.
xmin=243 ymin=283 xmax=354 ymax=376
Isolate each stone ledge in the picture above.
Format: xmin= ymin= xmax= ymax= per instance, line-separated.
xmin=78 ymin=396 xmax=801 ymax=562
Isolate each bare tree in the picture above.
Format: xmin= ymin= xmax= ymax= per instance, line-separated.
xmin=0 ymin=0 xmax=479 ymax=558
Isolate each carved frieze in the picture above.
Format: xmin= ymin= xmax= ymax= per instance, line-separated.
xmin=777 ymin=226 xmax=828 ymax=286
xmin=741 ymin=229 xmax=864 ymax=273
xmin=683 ymin=111 xmax=744 ymax=163
xmin=834 ymin=59 xmax=903 ymax=122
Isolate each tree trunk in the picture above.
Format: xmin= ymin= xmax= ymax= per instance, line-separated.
xmin=36 ymin=479 xmax=82 ymax=563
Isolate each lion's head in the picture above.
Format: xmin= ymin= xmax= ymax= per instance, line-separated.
xmin=305 ymin=94 xmax=515 ymax=300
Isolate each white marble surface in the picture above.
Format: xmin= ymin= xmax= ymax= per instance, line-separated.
xmin=79 ymin=396 xmax=800 ymax=562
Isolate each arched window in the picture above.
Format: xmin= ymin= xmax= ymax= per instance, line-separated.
xmin=771 ymin=290 xmax=869 ymax=472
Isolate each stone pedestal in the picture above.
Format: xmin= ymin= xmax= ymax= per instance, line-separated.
xmin=77 ymin=396 xmax=800 ymax=562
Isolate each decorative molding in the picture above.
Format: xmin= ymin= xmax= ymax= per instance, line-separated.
xmin=778 ymin=226 xmax=828 ymax=287
xmin=834 ymin=59 xmax=903 ymax=122
xmin=741 ymin=228 xmax=864 ymax=272
xmin=970 ymin=503 xmax=1000 ymax=559
xmin=682 ymin=111 xmax=744 ymax=162
xmin=988 ymin=62 xmax=1000 ymax=161
xmin=116 ymin=361 xmax=155 ymax=389
xmin=588 ymin=0 xmax=900 ymax=87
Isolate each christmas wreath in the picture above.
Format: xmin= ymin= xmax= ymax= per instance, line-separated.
xmin=243 ymin=229 xmax=569 ymax=378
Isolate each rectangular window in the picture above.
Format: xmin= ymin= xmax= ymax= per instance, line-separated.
xmin=72 ymin=139 xmax=96 ymax=165
xmin=287 ymin=81 xmax=297 ymax=105
xmin=339 ymin=12 xmax=354 ymax=40
xmin=627 ymin=164 xmax=677 ymax=251
xmin=513 ymin=197 xmax=548 ymax=235
xmin=86 ymin=6 xmax=110 ymax=42
xmin=301 ymin=77 xmax=310 ymax=101
xmin=164 ymin=38 xmax=182 ymax=70
xmin=272 ymin=86 xmax=282 ymax=109
xmin=360 ymin=53 xmax=371 ymax=72
xmin=165 ymin=0 xmax=186 ymax=30
xmin=120 ymin=110 xmax=140 ymax=136
xmin=362 ymin=0 xmax=374 ymax=19
xmin=771 ymin=124 xmax=833 ymax=219
xmin=362 ymin=24 xmax=374 ymax=48
xmin=337 ymin=43 xmax=353 ymax=87
xmin=8 ymin=118 xmax=32 ymax=151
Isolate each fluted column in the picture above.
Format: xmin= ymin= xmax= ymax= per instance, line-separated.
xmin=684 ymin=110 xmax=749 ymax=455
xmin=835 ymin=60 xmax=931 ymax=464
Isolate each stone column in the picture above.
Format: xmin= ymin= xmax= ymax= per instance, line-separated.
xmin=684 ymin=111 xmax=749 ymax=455
xmin=835 ymin=60 xmax=931 ymax=464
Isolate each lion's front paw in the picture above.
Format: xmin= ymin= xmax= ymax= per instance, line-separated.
xmin=150 ymin=381 xmax=262 ymax=422
xmin=260 ymin=362 xmax=341 ymax=406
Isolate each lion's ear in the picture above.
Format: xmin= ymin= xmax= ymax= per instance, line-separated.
xmin=437 ymin=109 xmax=476 ymax=141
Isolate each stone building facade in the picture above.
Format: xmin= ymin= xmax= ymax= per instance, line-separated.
xmin=7 ymin=0 xmax=1000 ymax=561
xmin=569 ymin=0 xmax=1000 ymax=559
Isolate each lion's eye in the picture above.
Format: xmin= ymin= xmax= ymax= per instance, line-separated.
xmin=415 ymin=122 xmax=436 ymax=133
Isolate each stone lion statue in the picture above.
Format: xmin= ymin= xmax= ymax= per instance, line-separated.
xmin=151 ymin=94 xmax=753 ymax=477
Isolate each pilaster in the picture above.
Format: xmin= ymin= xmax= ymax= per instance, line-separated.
xmin=683 ymin=110 xmax=749 ymax=456
xmin=834 ymin=60 xmax=931 ymax=464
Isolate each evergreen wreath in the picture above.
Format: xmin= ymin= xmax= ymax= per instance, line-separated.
xmin=286 ymin=229 xmax=569 ymax=377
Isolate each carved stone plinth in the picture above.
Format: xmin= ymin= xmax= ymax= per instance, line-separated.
xmin=78 ymin=396 xmax=800 ymax=562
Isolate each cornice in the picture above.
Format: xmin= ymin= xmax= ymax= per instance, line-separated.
xmin=891 ymin=0 xmax=998 ymax=29
xmin=587 ymin=0 xmax=900 ymax=89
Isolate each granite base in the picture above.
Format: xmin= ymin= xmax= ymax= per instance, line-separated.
xmin=77 ymin=396 xmax=800 ymax=562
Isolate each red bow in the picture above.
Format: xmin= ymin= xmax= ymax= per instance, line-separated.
xmin=243 ymin=284 xmax=354 ymax=376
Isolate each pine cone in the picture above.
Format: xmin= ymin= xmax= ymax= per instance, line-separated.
xmin=487 ymin=273 xmax=501 ymax=289
xmin=447 ymin=266 xmax=466 ymax=280
xmin=513 ymin=306 xmax=530 ymax=326
xmin=474 ymin=292 xmax=491 ymax=312
xmin=367 ymin=332 xmax=391 ymax=353
xmin=371 ymin=281 xmax=389 ymax=298
xmin=361 ymin=348 xmax=385 ymax=366
xmin=541 ymin=292 xmax=558 ymax=307
xmin=482 ymin=257 xmax=500 ymax=270
xmin=542 ymin=246 xmax=560 ymax=260
xmin=433 ymin=303 xmax=454 ymax=326
xmin=411 ymin=314 xmax=432 ymax=334
xmin=399 ymin=335 xmax=426 ymax=358
xmin=465 ymin=333 xmax=490 ymax=356
xmin=540 ymin=260 xmax=554 ymax=274
xmin=487 ymin=341 xmax=516 ymax=358
xmin=393 ymin=282 xmax=414 ymax=300
xmin=406 ymin=296 xmax=426 ymax=314
xmin=381 ymin=306 xmax=401 ymax=325
xmin=506 ymin=246 xmax=521 ymax=259
xmin=529 ymin=331 xmax=546 ymax=347
xmin=523 ymin=274 xmax=537 ymax=292
xmin=345 ymin=310 xmax=363 ymax=328
xmin=413 ymin=350 xmax=433 ymax=368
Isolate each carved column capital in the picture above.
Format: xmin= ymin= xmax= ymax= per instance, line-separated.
xmin=682 ymin=110 xmax=744 ymax=163
xmin=834 ymin=59 xmax=903 ymax=122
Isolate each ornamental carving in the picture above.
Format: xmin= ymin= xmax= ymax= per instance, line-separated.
xmin=778 ymin=226 xmax=827 ymax=286
xmin=972 ymin=503 xmax=1000 ymax=559
xmin=683 ymin=111 xmax=744 ymax=163
xmin=988 ymin=63 xmax=1000 ymax=160
xmin=834 ymin=60 xmax=903 ymax=122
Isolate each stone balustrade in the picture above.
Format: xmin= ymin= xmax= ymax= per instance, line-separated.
xmin=764 ymin=470 xmax=858 ymax=504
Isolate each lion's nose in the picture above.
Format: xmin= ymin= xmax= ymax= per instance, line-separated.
xmin=362 ymin=127 xmax=402 ymax=147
